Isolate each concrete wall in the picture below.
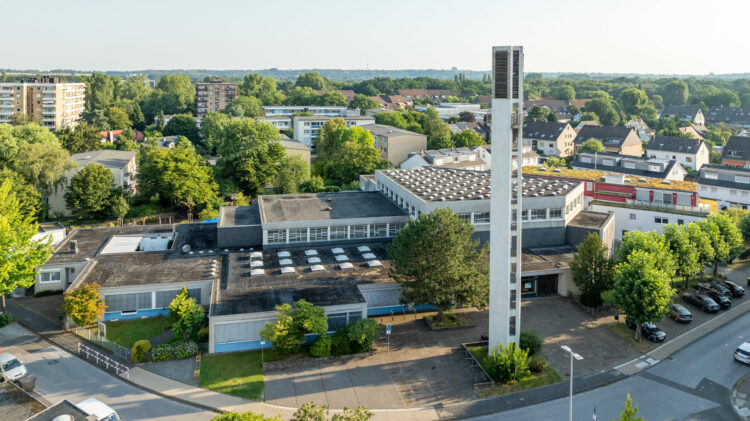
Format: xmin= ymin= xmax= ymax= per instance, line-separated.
xmin=523 ymin=226 xmax=567 ymax=248
xmin=374 ymin=133 xmax=427 ymax=165
xmin=217 ymin=225 xmax=262 ymax=249
xmin=590 ymin=203 xmax=706 ymax=240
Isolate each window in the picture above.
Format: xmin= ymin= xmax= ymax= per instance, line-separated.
xmin=509 ymin=316 xmax=516 ymax=336
xmin=629 ymin=213 xmax=636 ymax=221
xmin=623 ymin=161 xmax=635 ymax=169
xmin=288 ymin=228 xmax=307 ymax=243
xmin=678 ymin=219 xmax=685 ymax=225
xmin=458 ymin=213 xmax=471 ymax=223
xmin=737 ymin=176 xmax=750 ymax=184
xmin=509 ymin=290 xmax=517 ymax=309
xmin=585 ymin=182 xmax=593 ymax=191
xmin=330 ymin=226 xmax=348 ymax=240
xmin=622 ymin=230 xmax=628 ymax=236
xmin=732 ymin=190 xmax=738 ymax=196
xmin=327 ymin=312 xmax=348 ymax=331
xmin=686 ymin=157 xmax=693 ymax=162
xmin=351 ymin=225 xmax=368 ymax=239
xmin=549 ymin=209 xmax=562 ymax=219
xmin=39 ymin=270 xmax=61 ymax=283
xmin=473 ymin=212 xmax=490 ymax=224
xmin=310 ymin=227 xmax=328 ymax=242
xmin=348 ymin=311 xmax=362 ymax=323
xmin=267 ymin=229 xmax=287 ymax=244
xmin=654 ymin=217 xmax=668 ymax=224
xmin=371 ymin=224 xmax=388 ymax=238
xmin=531 ymin=209 xmax=547 ymax=220
xmin=388 ymin=223 xmax=405 ymax=237
xmin=663 ymin=193 xmax=672 ymax=203
xmin=704 ymin=172 xmax=718 ymax=180
xmin=104 ymin=292 xmax=152 ymax=313
xmin=521 ymin=209 xmax=529 ymax=220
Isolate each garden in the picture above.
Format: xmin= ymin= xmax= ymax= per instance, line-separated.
xmin=466 ymin=330 xmax=561 ymax=398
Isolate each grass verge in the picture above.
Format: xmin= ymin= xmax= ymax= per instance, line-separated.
xmin=105 ymin=317 xmax=172 ymax=348
xmin=199 ymin=349 xmax=291 ymax=400
xmin=467 ymin=345 xmax=562 ymax=398
xmin=607 ymin=323 xmax=654 ymax=353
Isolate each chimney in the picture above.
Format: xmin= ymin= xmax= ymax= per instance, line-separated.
xmin=70 ymin=240 xmax=78 ymax=253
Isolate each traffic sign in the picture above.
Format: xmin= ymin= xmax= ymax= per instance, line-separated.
xmin=386 ymin=324 xmax=391 ymax=335
xmin=260 ymin=340 xmax=266 ymax=346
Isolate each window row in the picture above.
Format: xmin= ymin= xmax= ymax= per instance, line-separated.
xmin=104 ymin=288 xmax=201 ymax=313
xmin=266 ymin=223 xmax=406 ymax=244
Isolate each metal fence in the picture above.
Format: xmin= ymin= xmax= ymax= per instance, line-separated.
xmin=77 ymin=343 xmax=130 ymax=379
xmin=73 ymin=326 xmax=131 ymax=361
xmin=625 ymin=199 xmax=710 ymax=215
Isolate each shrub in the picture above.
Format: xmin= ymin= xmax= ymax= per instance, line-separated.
xmin=331 ymin=330 xmax=351 ymax=356
xmin=151 ymin=340 xmax=199 ymax=361
xmin=346 ymin=319 xmax=379 ymax=353
xmin=0 ymin=312 xmax=14 ymax=328
xmin=519 ymin=330 xmax=543 ymax=356
xmin=196 ymin=326 xmax=209 ymax=343
xmin=131 ymin=339 xmax=151 ymax=363
xmin=485 ymin=342 xmax=530 ymax=383
xmin=168 ymin=287 xmax=205 ymax=340
xmin=310 ymin=334 xmax=332 ymax=357
xmin=529 ymin=355 xmax=547 ymax=373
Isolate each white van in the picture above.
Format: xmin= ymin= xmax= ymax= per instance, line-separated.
xmin=75 ymin=398 xmax=120 ymax=421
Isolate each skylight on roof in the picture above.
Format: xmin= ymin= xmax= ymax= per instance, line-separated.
xmin=277 ymin=251 xmax=290 ymax=258
xmin=362 ymin=253 xmax=376 ymax=259
xmin=331 ymin=248 xmax=345 ymax=254
xmin=339 ymin=262 xmax=354 ymax=269
xmin=250 ymin=260 xmax=263 ymax=268
xmin=310 ymin=264 xmax=325 ymax=272
xmin=280 ymin=267 xmax=295 ymax=274
xmin=367 ymin=260 xmax=382 ymax=267
xmin=250 ymin=251 xmax=263 ymax=259
xmin=357 ymin=246 xmax=371 ymax=253
xmin=308 ymin=257 xmax=321 ymax=264
xmin=279 ymin=258 xmax=293 ymax=266
xmin=305 ymin=249 xmax=318 ymax=256
xmin=335 ymin=254 xmax=349 ymax=262
xmin=251 ymin=268 xmax=264 ymax=276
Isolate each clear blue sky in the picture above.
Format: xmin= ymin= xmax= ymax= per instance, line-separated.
xmin=1 ymin=0 xmax=747 ymax=75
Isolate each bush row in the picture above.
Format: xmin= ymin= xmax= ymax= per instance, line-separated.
xmin=151 ymin=340 xmax=199 ymax=361
xmin=310 ymin=319 xmax=379 ymax=358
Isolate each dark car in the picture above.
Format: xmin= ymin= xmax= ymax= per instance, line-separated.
xmin=669 ymin=303 xmax=693 ymax=322
xmin=625 ymin=317 xmax=666 ymax=342
xmin=697 ymin=286 xmax=732 ymax=309
xmin=683 ymin=292 xmax=720 ymax=313
xmin=720 ymin=281 xmax=745 ymax=298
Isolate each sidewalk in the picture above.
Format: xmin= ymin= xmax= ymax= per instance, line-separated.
xmin=733 ymin=374 xmax=750 ymax=420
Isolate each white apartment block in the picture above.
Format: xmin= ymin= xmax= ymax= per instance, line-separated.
xmin=0 ymin=77 xmax=85 ymax=130
xmin=645 ymin=136 xmax=710 ymax=171
xmin=293 ymin=115 xmax=375 ymax=147
xmin=262 ymin=106 xmax=361 ymax=132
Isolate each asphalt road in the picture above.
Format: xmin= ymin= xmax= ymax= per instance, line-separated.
xmin=0 ymin=323 xmax=215 ymax=421
xmin=468 ymin=309 xmax=750 ymax=421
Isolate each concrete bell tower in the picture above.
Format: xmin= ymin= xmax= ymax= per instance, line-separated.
xmin=488 ymin=46 xmax=524 ymax=349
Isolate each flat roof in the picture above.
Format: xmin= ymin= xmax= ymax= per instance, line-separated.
xmin=212 ymin=242 xmax=392 ymax=316
xmin=258 ymin=192 xmax=406 ymax=223
xmin=69 ymin=150 xmax=136 ymax=170
xmin=25 ymin=399 xmax=90 ymax=421
xmin=522 ymin=246 xmax=575 ymax=272
xmin=47 ymin=225 xmax=174 ymax=265
xmin=1 ymin=382 xmax=46 ymax=421
xmin=378 ymin=167 xmax=580 ymax=202
xmin=278 ymin=139 xmax=311 ymax=151
xmin=218 ymin=205 xmax=261 ymax=227
xmin=523 ymin=165 xmax=697 ymax=192
xmin=568 ymin=211 xmax=612 ymax=229
xmin=360 ymin=124 xmax=425 ymax=138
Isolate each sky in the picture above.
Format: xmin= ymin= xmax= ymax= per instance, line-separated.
xmin=1 ymin=0 xmax=748 ymax=75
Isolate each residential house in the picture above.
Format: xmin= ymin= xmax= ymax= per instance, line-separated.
xmin=644 ymin=135 xmax=710 ymax=170
xmin=47 ymin=150 xmax=137 ymax=217
xmin=661 ymin=105 xmax=706 ymax=126
xmin=400 ymin=148 xmax=489 ymax=171
xmin=679 ymin=125 xmax=705 ymax=141
xmin=397 ymin=89 xmax=456 ymax=100
xmin=448 ymin=121 xmax=490 ymax=142
xmin=574 ymin=125 xmax=643 ymax=157
xmin=522 ymin=121 xmax=576 ymax=157
xmin=625 ymin=119 xmax=655 ymax=142
xmin=721 ymin=136 xmax=750 ymax=168
xmin=708 ymin=106 xmax=750 ymax=129
xmin=523 ymin=97 xmax=570 ymax=121
xmin=369 ymin=95 xmax=411 ymax=111
xmin=278 ymin=138 xmax=311 ymax=165
xmin=697 ymin=165 xmax=750 ymax=210
xmin=572 ymin=151 xmax=687 ymax=181
xmin=293 ymin=115 xmax=375 ymax=147
xmin=361 ymin=124 xmax=427 ymax=165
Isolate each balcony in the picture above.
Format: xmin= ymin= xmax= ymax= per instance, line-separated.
xmin=598 ymin=199 xmax=711 ymax=216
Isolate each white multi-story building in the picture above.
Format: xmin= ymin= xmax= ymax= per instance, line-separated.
xmin=262 ymin=106 xmax=361 ymax=132
xmin=644 ymin=136 xmax=710 ymax=171
xmin=489 ymin=46 xmax=523 ymax=348
xmin=697 ymin=165 xmax=750 ymax=210
xmin=293 ymin=115 xmax=375 ymax=147
xmin=0 ymin=77 xmax=85 ymax=130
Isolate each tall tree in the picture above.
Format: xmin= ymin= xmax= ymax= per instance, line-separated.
xmin=700 ymin=214 xmax=743 ymax=275
xmin=388 ymin=209 xmax=489 ymax=322
xmin=570 ymin=233 xmax=612 ymax=307
xmin=0 ymin=179 xmax=52 ymax=311
xmin=106 ymin=106 xmax=132 ymax=130
xmin=225 ymin=96 xmax=263 ymax=118
xmin=0 ymin=169 xmax=41 ymax=218
xmin=85 ymin=73 xmax=116 ymax=111
xmin=616 ymin=231 xmax=676 ymax=276
xmin=57 ymin=122 xmax=102 ymax=154
xmin=156 ymin=75 xmax=195 ymax=114
xmin=349 ymin=94 xmax=380 ymax=114
xmin=61 ymin=282 xmax=106 ymax=327
xmin=121 ymin=75 xmax=152 ymax=102
xmin=273 ymin=155 xmax=310 ymax=194
xmin=452 ymin=129 xmax=484 ymax=147
xmin=239 ymin=74 xmax=285 ymax=105
xmin=613 ymin=250 xmax=675 ymax=340
xmin=661 ymin=80 xmax=689 ymax=105
xmin=663 ymin=224 xmax=702 ymax=288
xmin=551 ymin=85 xmax=576 ymax=101
xmin=163 ymin=114 xmax=199 ymax=142
xmin=14 ymin=142 xmax=74 ymax=197
xmin=295 ymin=72 xmax=330 ymax=90
xmin=584 ymin=98 xmax=621 ymax=126
xmin=65 ymin=164 xmax=115 ymax=220
xmin=214 ymin=120 xmax=285 ymax=197
xmin=314 ymin=119 xmax=389 ymax=184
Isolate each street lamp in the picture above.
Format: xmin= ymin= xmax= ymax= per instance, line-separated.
xmin=561 ymin=345 xmax=584 ymax=421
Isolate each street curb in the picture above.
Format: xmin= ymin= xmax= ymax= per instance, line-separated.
xmin=732 ymin=374 xmax=750 ymax=421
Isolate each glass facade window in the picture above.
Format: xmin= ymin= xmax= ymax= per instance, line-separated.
xmin=509 ymin=316 xmax=516 ymax=336
xmin=351 ymin=225 xmax=368 ymax=239
xmin=458 ymin=213 xmax=471 ymax=223
xmin=288 ymin=228 xmax=307 ymax=243
xmin=371 ymin=224 xmax=388 ymax=238
xmin=531 ymin=209 xmax=547 ymax=220
xmin=521 ymin=209 xmax=529 ymax=220
xmin=348 ymin=311 xmax=362 ymax=323
xmin=330 ymin=226 xmax=348 ymax=240
xmin=549 ymin=208 xmax=562 ymax=219
xmin=267 ymin=229 xmax=286 ymax=244
xmin=388 ymin=222 xmax=405 ymax=237
xmin=310 ymin=227 xmax=328 ymax=242
xmin=474 ymin=212 xmax=490 ymax=224
xmin=327 ymin=312 xmax=348 ymax=331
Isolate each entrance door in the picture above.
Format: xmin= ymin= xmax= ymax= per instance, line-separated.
xmin=537 ymin=274 xmax=558 ymax=295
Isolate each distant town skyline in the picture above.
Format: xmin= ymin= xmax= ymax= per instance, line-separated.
xmin=1 ymin=0 xmax=748 ymax=75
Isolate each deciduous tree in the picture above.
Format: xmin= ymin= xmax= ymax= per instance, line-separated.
xmin=65 ymin=163 xmax=115 ymax=220
xmin=580 ymin=138 xmax=604 ymax=153
xmin=61 ymin=282 xmax=106 ymax=327
xmin=388 ymin=209 xmax=489 ymax=322
xmin=225 ymin=96 xmax=263 ymax=118
xmin=662 ymin=81 xmax=689 ymax=105
xmin=260 ymin=299 xmax=328 ymax=354
xmin=349 ymin=94 xmax=379 ymax=114
xmin=452 ymin=129 xmax=484 ymax=148
xmin=314 ymin=119 xmax=389 ymax=184
xmin=57 ymin=122 xmax=102 ymax=154
xmin=570 ymin=233 xmax=612 ymax=307
xmin=168 ymin=287 xmax=205 ymax=340
xmin=163 ymin=113 xmax=199 ymax=142
xmin=273 ymin=155 xmax=310 ymax=194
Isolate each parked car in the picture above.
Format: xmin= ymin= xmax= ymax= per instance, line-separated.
xmin=683 ymin=292 xmax=720 ymax=313
xmin=76 ymin=398 xmax=120 ymax=421
xmin=720 ymin=280 xmax=745 ymax=298
xmin=625 ymin=317 xmax=667 ymax=342
xmin=735 ymin=341 xmax=750 ymax=364
xmin=697 ymin=287 xmax=732 ymax=309
xmin=0 ymin=352 xmax=27 ymax=381
xmin=709 ymin=281 xmax=732 ymax=297
xmin=668 ymin=303 xmax=693 ymax=323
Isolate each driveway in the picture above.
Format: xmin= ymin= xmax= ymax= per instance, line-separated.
xmin=0 ymin=323 xmax=215 ymax=421
xmin=265 ymin=296 xmax=642 ymax=409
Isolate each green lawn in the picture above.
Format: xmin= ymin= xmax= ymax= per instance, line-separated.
xmin=105 ymin=317 xmax=172 ymax=348
xmin=467 ymin=345 xmax=562 ymax=398
xmin=607 ymin=323 xmax=654 ymax=353
xmin=199 ymin=349 xmax=290 ymax=400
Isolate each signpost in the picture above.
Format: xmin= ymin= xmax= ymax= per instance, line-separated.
xmin=97 ymin=322 xmax=106 ymax=341
xmin=386 ymin=324 xmax=391 ymax=353
xmin=260 ymin=340 xmax=266 ymax=365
